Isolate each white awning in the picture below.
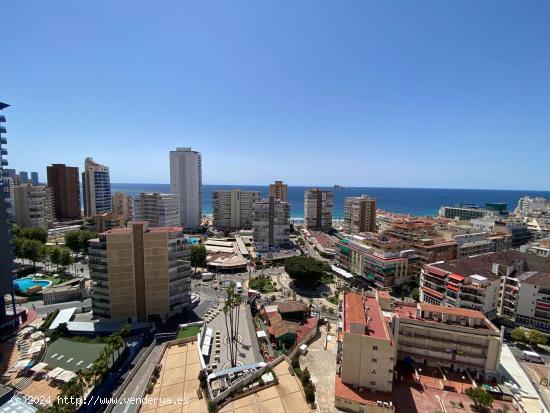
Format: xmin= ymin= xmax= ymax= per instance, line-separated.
xmin=47 ymin=367 xmax=65 ymax=379
xmin=31 ymin=362 xmax=48 ymax=373
xmin=13 ymin=359 xmax=32 ymax=370
xmin=331 ymin=265 xmax=353 ymax=279
xmin=256 ymin=331 xmax=267 ymax=338
xmin=57 ymin=370 xmax=77 ymax=383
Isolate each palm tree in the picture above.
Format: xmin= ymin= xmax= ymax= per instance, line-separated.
xmin=120 ymin=323 xmax=131 ymax=347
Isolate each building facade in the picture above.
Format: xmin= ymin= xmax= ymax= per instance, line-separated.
xmin=343 ymin=194 xmax=377 ymax=234
xmin=169 ymin=147 xmax=202 ymax=230
xmin=82 ymin=157 xmax=111 ymax=216
xmin=133 ymin=193 xmax=180 ymax=227
xmin=88 ymin=222 xmax=192 ymax=321
xmin=0 ymin=102 xmax=17 ymax=330
xmin=252 ymin=196 xmax=291 ymax=252
xmin=420 ymin=250 xmax=550 ymax=328
xmin=212 ymin=189 xmax=260 ymax=230
xmin=47 ymin=164 xmax=81 ymax=220
xmin=30 ymin=172 xmax=39 ymax=185
xmin=13 ymin=184 xmax=54 ymax=229
xmin=439 ymin=205 xmax=487 ymax=220
xmin=111 ymin=192 xmax=133 ymax=224
xmin=304 ymin=188 xmax=333 ymax=231
xmin=268 ymin=180 xmax=288 ymax=202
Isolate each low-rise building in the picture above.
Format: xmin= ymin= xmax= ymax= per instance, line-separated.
xmin=42 ymin=278 xmax=89 ymax=305
xmin=212 ymin=189 xmax=260 ymax=230
xmin=84 ymin=213 xmax=125 ymax=233
xmin=13 ymin=184 xmax=54 ymax=229
xmin=439 ymin=205 xmax=488 ymax=220
xmin=133 ymin=192 xmax=179 ymax=227
xmin=335 ymin=291 xmax=502 ymax=412
xmin=421 ymin=250 xmax=550 ymax=330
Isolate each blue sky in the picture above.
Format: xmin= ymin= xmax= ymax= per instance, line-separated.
xmin=2 ymin=1 xmax=549 ymax=189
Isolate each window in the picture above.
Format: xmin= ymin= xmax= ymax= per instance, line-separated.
xmin=370 ymin=381 xmax=376 ymax=386
xmin=373 ymin=346 xmax=378 ymax=351
xmin=372 ymin=358 xmax=377 ymax=363
xmin=371 ymin=369 xmax=376 ymax=374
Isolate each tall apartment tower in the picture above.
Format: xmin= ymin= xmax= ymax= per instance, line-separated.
xmin=133 ymin=193 xmax=179 ymax=227
xmin=304 ymin=188 xmax=333 ymax=230
xmin=82 ymin=157 xmax=111 ymax=216
xmin=14 ymin=184 xmax=54 ymax=229
xmin=252 ymin=196 xmax=291 ymax=252
xmin=0 ymin=102 xmax=17 ymax=330
xmin=30 ymin=172 xmax=39 ymax=185
xmin=111 ymin=192 xmax=133 ymax=224
xmin=89 ymin=222 xmax=192 ymax=321
xmin=212 ymin=189 xmax=261 ymax=230
xmin=47 ymin=164 xmax=81 ymax=220
xmin=268 ymin=180 xmax=288 ymax=202
xmin=343 ymin=194 xmax=377 ymax=234
xmin=169 ymin=147 xmax=202 ymax=230
xmin=19 ymin=171 xmax=29 ymax=183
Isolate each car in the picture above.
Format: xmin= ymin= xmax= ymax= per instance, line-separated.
xmin=521 ymin=350 xmax=545 ymax=364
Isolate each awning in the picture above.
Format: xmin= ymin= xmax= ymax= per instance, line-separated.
xmin=13 ymin=359 xmax=33 ymax=370
xmin=448 ymin=273 xmax=465 ymax=282
xmin=47 ymin=367 xmax=65 ymax=379
xmin=30 ymin=331 xmax=44 ymax=340
xmin=57 ymin=370 xmax=77 ymax=383
xmin=30 ymin=362 xmax=48 ymax=373
xmin=256 ymin=331 xmax=267 ymax=338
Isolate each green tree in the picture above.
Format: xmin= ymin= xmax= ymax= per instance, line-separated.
xmin=59 ymin=248 xmax=74 ymax=277
xmin=79 ymin=230 xmax=97 ymax=254
xmin=465 ymin=387 xmax=493 ymax=411
xmin=411 ymin=287 xmax=420 ymax=301
xmin=511 ymin=327 xmax=528 ymax=343
xmin=120 ymin=323 xmax=131 ymax=346
xmin=526 ymin=328 xmax=548 ymax=347
xmin=22 ymin=239 xmax=43 ymax=269
xmin=284 ymin=256 xmax=331 ymax=288
xmin=190 ymin=244 xmax=207 ymax=272
xmin=64 ymin=230 xmax=82 ymax=254
xmin=50 ymin=247 xmax=62 ymax=272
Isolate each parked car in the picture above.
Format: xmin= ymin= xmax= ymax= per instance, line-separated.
xmin=521 ymin=350 xmax=545 ymax=364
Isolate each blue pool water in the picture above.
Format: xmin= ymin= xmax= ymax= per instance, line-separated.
xmin=13 ymin=277 xmax=51 ymax=292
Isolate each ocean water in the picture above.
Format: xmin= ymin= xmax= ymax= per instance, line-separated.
xmin=111 ymin=183 xmax=550 ymax=218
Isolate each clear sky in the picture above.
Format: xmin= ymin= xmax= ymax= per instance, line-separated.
xmin=2 ymin=1 xmax=549 ymax=189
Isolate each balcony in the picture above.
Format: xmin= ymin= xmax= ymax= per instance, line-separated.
xmin=1 ymin=159 xmax=7 ymax=166
xmin=0 ymin=114 xmax=6 ymax=122
xmin=0 ymin=126 xmax=6 ymax=134
xmin=1 ymin=148 xmax=6 ymax=156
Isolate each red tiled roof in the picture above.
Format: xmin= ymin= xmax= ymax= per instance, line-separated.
xmin=335 ymin=375 xmax=393 ymax=405
xmin=343 ymin=293 xmax=391 ymax=341
xmin=422 ymin=287 xmax=443 ymax=299
xmin=344 ymin=293 xmax=367 ymax=329
xmin=420 ymin=303 xmax=484 ymax=318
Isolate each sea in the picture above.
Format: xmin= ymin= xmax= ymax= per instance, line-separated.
xmin=110 ymin=184 xmax=550 ymax=219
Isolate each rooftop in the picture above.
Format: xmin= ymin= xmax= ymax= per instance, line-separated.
xmin=343 ymin=293 xmax=392 ymax=341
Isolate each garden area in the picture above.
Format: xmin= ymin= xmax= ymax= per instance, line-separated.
xmin=249 ymin=275 xmax=278 ymax=293
xmin=284 ymin=256 xmax=332 ymax=289
xmin=176 ymin=324 xmax=201 ymax=339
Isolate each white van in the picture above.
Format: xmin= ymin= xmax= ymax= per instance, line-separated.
xmin=521 ymin=350 xmax=544 ymax=364
xmin=236 ymin=282 xmax=243 ymax=293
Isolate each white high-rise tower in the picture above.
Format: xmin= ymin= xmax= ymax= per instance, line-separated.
xmin=169 ymin=147 xmax=202 ymax=230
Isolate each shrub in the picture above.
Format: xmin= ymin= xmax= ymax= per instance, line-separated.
xmin=207 ymin=400 xmax=218 ymax=413
xmin=303 ymin=382 xmax=316 ymax=404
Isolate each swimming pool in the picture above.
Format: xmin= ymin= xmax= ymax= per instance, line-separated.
xmin=13 ymin=277 xmax=52 ymax=293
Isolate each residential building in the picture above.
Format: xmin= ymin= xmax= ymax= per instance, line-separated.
xmin=304 ymin=188 xmax=333 ymax=230
xmin=82 ymin=157 xmax=111 ymax=216
xmin=212 ymin=189 xmax=260 ymax=230
xmin=47 ymin=163 xmax=81 ymax=220
xmin=0 ymin=101 xmax=17 ymax=330
xmin=111 ymin=192 xmax=133 ymax=224
xmin=516 ymin=196 xmax=547 ymax=216
xmin=84 ymin=213 xmax=125 ymax=233
xmin=336 ymin=291 xmax=502 ymax=413
xmin=336 ymin=233 xmax=418 ymax=287
xmin=134 ymin=193 xmax=179 ymax=227
xmin=13 ymin=184 xmax=54 ymax=229
xmin=252 ymin=196 xmax=291 ymax=252
xmin=30 ymin=172 xmax=39 ymax=185
xmin=88 ymin=221 xmax=192 ymax=321
xmin=413 ymin=237 xmax=457 ymax=266
xmin=392 ymin=301 xmax=502 ymax=377
xmin=18 ymin=171 xmax=29 ymax=183
xmin=420 ymin=250 xmax=550 ymax=327
xmin=343 ymin=194 xmax=377 ymax=234
xmin=339 ymin=292 xmax=395 ymax=394
xmin=169 ymin=147 xmax=202 ymax=230
xmin=453 ymin=232 xmax=495 ymax=258
xmin=521 ymin=238 xmax=550 ymax=258
xmin=268 ymin=180 xmax=288 ymax=202
xmin=439 ymin=205 xmax=488 ymax=220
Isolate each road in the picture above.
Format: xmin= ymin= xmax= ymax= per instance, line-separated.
xmin=507 ymin=341 xmax=550 ymax=364
xmin=111 ymin=343 xmax=164 ymax=413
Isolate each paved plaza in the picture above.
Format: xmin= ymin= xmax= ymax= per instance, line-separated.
xmin=205 ymin=303 xmax=261 ymax=370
